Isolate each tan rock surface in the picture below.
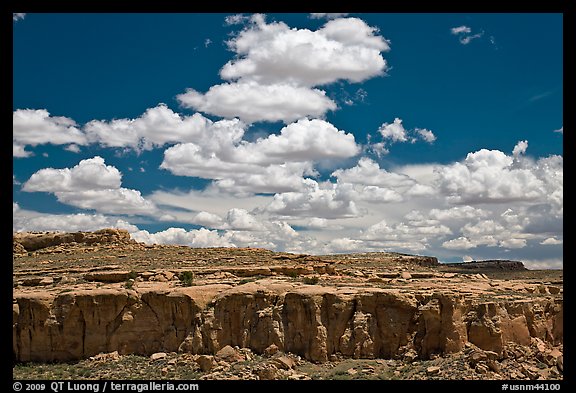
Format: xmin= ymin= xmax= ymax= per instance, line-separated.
xmin=12 ymin=229 xmax=563 ymax=379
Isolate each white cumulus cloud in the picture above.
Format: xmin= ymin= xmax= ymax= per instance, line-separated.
xmin=220 ymin=14 xmax=389 ymax=86
xmin=435 ymin=143 xmax=561 ymax=205
xmin=131 ymin=227 xmax=235 ymax=248
xmin=13 ymin=207 xmax=139 ymax=233
xmin=264 ymin=179 xmax=359 ymax=219
xmin=540 ymin=237 xmax=562 ymax=245
xmin=177 ymin=82 xmax=336 ymax=124
xmin=161 ymin=118 xmax=359 ymax=195
xmin=375 ymin=118 xmax=437 ymax=153
xmin=22 ymin=157 xmax=158 ymax=216
xmin=13 ymin=109 xmax=87 ymax=157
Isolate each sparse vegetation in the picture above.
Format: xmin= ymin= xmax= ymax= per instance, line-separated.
xmin=303 ymin=276 xmax=319 ymax=285
xmin=13 ymin=354 xmax=201 ymax=380
xmin=124 ymin=280 xmax=134 ymax=290
xmin=127 ymin=270 xmax=138 ymax=280
xmin=179 ymin=271 xmax=194 ymax=286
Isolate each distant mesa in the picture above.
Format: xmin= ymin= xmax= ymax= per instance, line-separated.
xmin=13 ymin=228 xmax=134 ymax=254
xmin=444 ymin=259 xmax=527 ymax=271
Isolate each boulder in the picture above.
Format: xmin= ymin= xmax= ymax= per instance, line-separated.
xmin=196 ymin=355 xmax=215 ymax=372
xmin=215 ymin=345 xmax=243 ymax=363
xmin=150 ymin=352 xmax=167 ymax=361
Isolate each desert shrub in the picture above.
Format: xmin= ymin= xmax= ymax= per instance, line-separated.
xmin=303 ymin=276 xmax=319 ymax=285
xmin=179 ymin=271 xmax=194 ymax=287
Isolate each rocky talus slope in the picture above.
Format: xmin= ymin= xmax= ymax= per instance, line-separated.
xmin=13 ymin=230 xmax=563 ymax=380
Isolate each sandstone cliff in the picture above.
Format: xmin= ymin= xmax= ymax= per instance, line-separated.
xmin=13 ymin=280 xmax=562 ymax=363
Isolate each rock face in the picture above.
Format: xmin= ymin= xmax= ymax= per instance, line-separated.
xmin=13 ymin=229 xmax=133 ymax=253
xmin=13 ymin=280 xmax=562 ymax=363
xmin=445 ymin=260 xmax=527 ymax=271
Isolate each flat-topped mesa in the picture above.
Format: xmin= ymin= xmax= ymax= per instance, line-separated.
xmin=12 ymin=229 xmax=561 ymax=366
xmin=13 ymin=229 xmax=135 ymax=253
xmin=445 ymin=260 xmax=527 ymax=271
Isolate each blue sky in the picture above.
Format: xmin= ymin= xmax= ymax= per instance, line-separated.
xmin=13 ymin=13 xmax=563 ymax=268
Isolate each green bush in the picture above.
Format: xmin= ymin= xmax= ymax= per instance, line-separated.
xmin=179 ymin=271 xmax=194 ymax=287
xmin=303 ymin=276 xmax=319 ymax=285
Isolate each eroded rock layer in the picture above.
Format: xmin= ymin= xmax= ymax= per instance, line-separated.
xmin=13 ymin=280 xmax=562 ymax=363
xmin=13 ymin=230 xmax=562 ymax=365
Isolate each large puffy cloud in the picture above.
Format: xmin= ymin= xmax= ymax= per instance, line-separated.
xmin=14 ymin=105 xmax=247 ymax=156
xmin=220 ymin=14 xmax=389 ymax=86
xmin=316 ymin=142 xmax=562 ymax=257
xmin=180 ymin=14 xmax=389 ymax=124
xmin=131 ymin=209 xmax=300 ymax=251
xmin=264 ymin=179 xmax=359 ymax=219
xmin=435 ymin=143 xmax=562 ymax=206
xmin=161 ymin=118 xmax=359 ymax=195
xmin=245 ymin=118 xmax=360 ymax=162
xmin=13 ymin=109 xmax=87 ymax=157
xmin=441 ymin=223 xmax=528 ymax=250
xmin=84 ymin=104 xmax=244 ymax=151
xmin=333 ymin=157 xmax=422 ymax=188
xmin=131 ymin=228 xmax=235 ymax=248
xmin=331 ymin=157 xmax=435 ymax=203
xmin=22 ymin=157 xmax=158 ymax=215
xmin=13 ymin=205 xmax=138 ymax=233
xmin=162 ymin=146 xmax=314 ymax=194
xmin=177 ymin=82 xmax=336 ymax=124
xmin=23 ymin=156 xmax=121 ymax=192
xmin=360 ymin=219 xmax=452 ymax=251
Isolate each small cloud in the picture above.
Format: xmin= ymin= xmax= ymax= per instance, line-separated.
xmin=459 ymin=32 xmax=484 ymax=45
xmin=65 ymin=144 xmax=81 ymax=153
xmin=370 ymin=142 xmax=389 ymax=158
xmin=204 ymin=38 xmax=212 ymax=48
xmin=310 ymin=13 xmax=350 ymax=20
xmin=462 ymin=255 xmax=474 ymax=262
xmin=540 ymin=237 xmax=562 ymax=245
xmin=512 ymin=140 xmax=528 ymax=157
xmin=529 ymin=90 xmax=553 ymax=102
xmin=489 ymin=35 xmax=498 ymax=49
xmin=13 ymin=13 xmax=26 ymax=22
xmin=13 ymin=175 xmax=21 ymax=185
xmin=342 ymin=88 xmax=368 ymax=106
xmin=224 ymin=14 xmax=248 ymax=25
xmin=451 ymin=25 xmax=471 ymax=35
xmin=354 ymin=88 xmax=368 ymax=103
xmin=553 ymin=126 xmax=563 ymax=134
xmin=451 ymin=25 xmax=485 ymax=45
xmin=139 ymin=167 xmax=146 ymax=173
xmin=42 ymin=152 xmax=49 ymax=158
xmin=416 ymin=128 xmax=436 ymax=143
